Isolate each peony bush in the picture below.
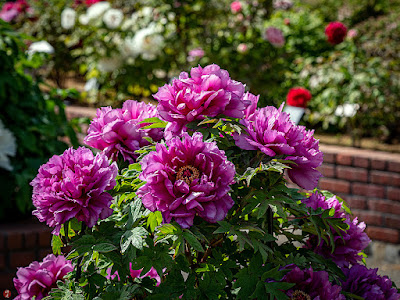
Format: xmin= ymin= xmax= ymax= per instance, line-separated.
xmin=13 ymin=64 xmax=400 ymax=299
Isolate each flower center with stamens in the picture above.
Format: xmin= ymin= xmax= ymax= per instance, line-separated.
xmin=291 ymin=290 xmax=311 ymax=300
xmin=176 ymin=165 xmax=200 ymax=185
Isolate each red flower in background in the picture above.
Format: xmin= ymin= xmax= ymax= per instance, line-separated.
xmin=286 ymin=87 xmax=312 ymax=108
xmin=85 ymin=0 xmax=103 ymax=6
xmin=325 ymin=21 xmax=347 ymax=45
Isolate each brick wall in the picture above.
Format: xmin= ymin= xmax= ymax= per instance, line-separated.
xmin=0 ymin=220 xmax=52 ymax=297
xmin=318 ymin=144 xmax=400 ymax=244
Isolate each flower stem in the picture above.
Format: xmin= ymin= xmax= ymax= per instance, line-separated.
xmin=75 ymin=223 xmax=86 ymax=282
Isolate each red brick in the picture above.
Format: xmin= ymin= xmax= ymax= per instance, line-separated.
xmin=346 ymin=196 xmax=367 ymax=209
xmin=24 ymin=231 xmax=37 ymax=249
xmin=353 ymin=157 xmax=370 ymax=168
xmin=7 ymin=232 xmax=23 ymax=250
xmin=317 ymin=164 xmax=335 ymax=178
xmin=366 ymin=226 xmax=400 ymax=243
xmin=336 ymin=153 xmax=352 ymax=166
xmin=9 ymin=251 xmax=35 ymax=269
xmin=371 ymin=171 xmax=400 ymax=187
xmin=38 ymin=230 xmax=52 ymax=247
xmin=368 ymin=199 xmax=400 ymax=215
xmin=388 ymin=161 xmax=400 ymax=173
xmin=336 ymin=166 xmax=368 ymax=182
xmin=353 ymin=210 xmax=383 ymax=226
xmin=371 ymin=159 xmax=387 ymax=170
xmin=0 ymin=273 xmax=15 ymax=290
xmin=352 ymin=183 xmax=385 ymax=198
xmin=385 ymin=215 xmax=400 ymax=229
xmin=0 ymin=254 xmax=5 ymax=270
xmin=318 ymin=178 xmax=350 ymax=194
xmin=323 ymin=153 xmax=336 ymax=164
xmin=387 ymin=187 xmax=400 ymax=201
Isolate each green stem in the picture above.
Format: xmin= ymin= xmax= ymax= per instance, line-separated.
xmin=75 ymin=223 xmax=87 ymax=282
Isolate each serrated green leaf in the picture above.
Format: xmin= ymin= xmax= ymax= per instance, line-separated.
xmin=51 ymin=235 xmax=63 ymax=255
xmin=183 ymin=231 xmax=204 ymax=252
xmin=92 ymin=243 xmax=117 ymax=253
xmin=120 ymin=227 xmax=148 ymax=253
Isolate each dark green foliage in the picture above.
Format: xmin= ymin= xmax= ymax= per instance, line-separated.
xmin=0 ymin=20 xmax=78 ymax=219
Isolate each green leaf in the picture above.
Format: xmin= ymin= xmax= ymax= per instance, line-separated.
xmin=92 ymin=243 xmax=118 ymax=253
xmin=120 ymin=227 xmax=148 ymax=253
xmin=51 ymin=235 xmax=63 ymax=255
xmin=183 ymin=231 xmax=204 ymax=252
xmin=147 ymin=211 xmax=163 ymax=232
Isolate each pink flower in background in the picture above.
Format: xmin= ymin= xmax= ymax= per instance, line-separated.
xmin=230 ymin=1 xmax=242 ymax=13
xmin=14 ymin=254 xmax=73 ymax=300
xmin=154 ymin=64 xmax=248 ymax=139
xmin=137 ymin=132 xmax=235 ymax=228
xmin=0 ymin=2 xmax=19 ymax=22
xmin=187 ymin=48 xmax=205 ymax=62
xmin=284 ymin=18 xmax=290 ymax=25
xmin=31 ymin=147 xmax=118 ymax=234
xmin=85 ymin=0 xmax=104 ymax=6
xmin=348 ymin=29 xmax=358 ymax=38
xmin=84 ymin=100 xmax=164 ymax=163
xmin=265 ymin=27 xmax=285 ymax=47
xmin=237 ymin=43 xmax=248 ymax=53
xmin=325 ymin=21 xmax=347 ymax=45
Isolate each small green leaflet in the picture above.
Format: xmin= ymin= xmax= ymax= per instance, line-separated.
xmin=120 ymin=227 xmax=148 ymax=253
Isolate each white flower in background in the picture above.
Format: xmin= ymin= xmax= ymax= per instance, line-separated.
xmin=97 ymin=56 xmax=122 ymax=72
xmin=61 ymin=8 xmax=76 ymax=29
xmin=80 ymin=1 xmax=110 ymax=24
xmin=0 ymin=120 xmax=17 ymax=171
xmin=79 ymin=14 xmax=89 ymax=25
xmin=84 ymin=78 xmax=99 ymax=91
xmin=128 ymin=25 xmax=164 ymax=61
xmin=141 ymin=7 xmax=153 ymax=18
xmin=103 ymin=8 xmax=123 ymax=29
xmin=335 ymin=103 xmax=360 ymax=118
xmin=28 ymin=41 xmax=54 ymax=56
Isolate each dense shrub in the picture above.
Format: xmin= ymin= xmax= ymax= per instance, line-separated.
xmin=0 ymin=20 xmax=78 ymax=220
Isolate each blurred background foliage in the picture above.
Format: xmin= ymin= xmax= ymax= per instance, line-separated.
xmin=0 ymin=0 xmax=400 ymax=218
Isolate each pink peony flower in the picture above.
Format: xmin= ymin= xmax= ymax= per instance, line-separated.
xmin=325 ymin=21 xmax=347 ymax=45
xmin=188 ymin=48 xmax=205 ymax=58
xmin=137 ymin=132 xmax=236 ymax=228
xmin=348 ymin=29 xmax=358 ymax=38
xmin=31 ymin=147 xmax=118 ymax=235
xmin=154 ymin=64 xmax=248 ymax=139
xmin=302 ymin=192 xmax=371 ymax=267
xmin=233 ymin=104 xmax=323 ymax=190
xmin=84 ymin=100 xmax=164 ymax=163
xmin=265 ymin=27 xmax=285 ymax=48
xmin=230 ymin=1 xmax=242 ymax=13
xmin=280 ymin=265 xmax=345 ymax=300
xmin=14 ymin=254 xmax=73 ymax=300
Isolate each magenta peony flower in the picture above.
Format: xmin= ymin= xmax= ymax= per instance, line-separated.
xmin=0 ymin=2 xmax=18 ymax=22
xmin=154 ymin=64 xmax=248 ymax=139
xmin=130 ymin=263 xmax=162 ymax=286
xmin=14 ymin=254 xmax=73 ymax=300
xmin=341 ymin=264 xmax=400 ymax=300
xmin=302 ymin=191 xmax=343 ymax=218
xmin=137 ymin=132 xmax=235 ymax=228
xmin=280 ymin=265 xmax=345 ymax=300
xmin=84 ymin=100 xmax=164 ymax=163
xmin=31 ymin=147 xmax=118 ymax=235
xmin=325 ymin=21 xmax=347 ymax=45
xmin=302 ymin=192 xmax=371 ymax=267
xmin=265 ymin=27 xmax=285 ymax=48
xmin=233 ymin=104 xmax=323 ymax=190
